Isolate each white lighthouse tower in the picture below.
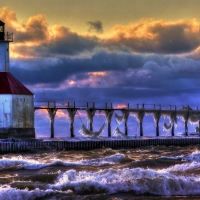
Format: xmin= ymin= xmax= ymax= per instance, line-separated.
xmin=0 ymin=20 xmax=35 ymax=138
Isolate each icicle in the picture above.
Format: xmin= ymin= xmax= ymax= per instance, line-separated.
xmin=122 ymin=110 xmax=129 ymax=122
xmin=112 ymin=127 xmax=128 ymax=138
xmin=163 ymin=122 xmax=172 ymax=131
xmin=86 ymin=109 xmax=96 ymax=123
xmin=103 ymin=110 xmax=114 ymax=123
xmin=179 ymin=105 xmax=193 ymax=110
xmin=114 ymin=113 xmax=124 ymax=124
xmin=189 ymin=113 xmax=200 ymax=123
xmin=67 ymin=109 xmax=76 ymax=123
xmin=153 ymin=111 xmax=161 ymax=125
xmin=114 ymin=110 xmax=129 ymax=125
xmin=132 ymin=110 xmax=145 ymax=123
xmin=163 ymin=111 xmax=177 ymax=124
xmin=79 ymin=122 xmax=105 ymax=138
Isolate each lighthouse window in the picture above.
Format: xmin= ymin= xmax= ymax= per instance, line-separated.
xmin=0 ymin=26 xmax=3 ymax=32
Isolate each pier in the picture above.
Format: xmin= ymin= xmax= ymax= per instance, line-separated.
xmin=0 ymin=101 xmax=199 ymax=153
xmin=34 ymin=101 xmax=200 ymax=138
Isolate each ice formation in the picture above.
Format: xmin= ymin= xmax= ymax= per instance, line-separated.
xmin=163 ymin=122 xmax=172 ymax=131
xmin=86 ymin=109 xmax=96 ymax=123
xmin=102 ymin=110 xmax=114 ymax=123
xmin=67 ymin=109 xmax=77 ymax=123
xmin=79 ymin=122 xmax=105 ymax=137
xmin=112 ymin=127 xmax=127 ymax=138
xmin=114 ymin=110 xmax=129 ymax=125
xmin=130 ymin=110 xmax=145 ymax=123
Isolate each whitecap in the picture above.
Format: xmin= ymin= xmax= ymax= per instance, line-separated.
xmin=0 ymin=186 xmax=54 ymax=200
xmin=0 ymin=153 xmax=128 ymax=170
xmin=48 ymin=167 xmax=200 ymax=196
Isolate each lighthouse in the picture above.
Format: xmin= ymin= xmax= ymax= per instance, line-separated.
xmin=0 ymin=20 xmax=35 ymax=138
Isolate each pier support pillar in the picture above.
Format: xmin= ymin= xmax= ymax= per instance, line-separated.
xmin=171 ymin=122 xmax=175 ymax=136
xmin=137 ymin=109 xmax=145 ymax=137
xmin=104 ymin=110 xmax=114 ymax=137
xmin=140 ymin=121 xmax=143 ymax=136
xmin=90 ymin=122 xmax=93 ymax=132
xmin=67 ymin=108 xmax=77 ymax=137
xmin=47 ymin=108 xmax=58 ymax=138
xmin=122 ymin=110 xmax=129 ymax=136
xmin=70 ymin=122 xmax=74 ymax=138
xmin=184 ymin=108 xmax=189 ymax=137
xmin=86 ymin=109 xmax=96 ymax=131
xmin=170 ymin=110 xmax=176 ymax=137
xmin=199 ymin=120 xmax=200 ymax=133
xmin=154 ymin=110 xmax=161 ymax=137
xmin=185 ymin=121 xmax=188 ymax=136
xmin=125 ymin=121 xmax=128 ymax=136
xmin=156 ymin=121 xmax=159 ymax=137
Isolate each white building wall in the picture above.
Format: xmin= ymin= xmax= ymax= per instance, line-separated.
xmin=12 ymin=95 xmax=34 ymax=128
xmin=0 ymin=95 xmax=34 ymax=128
xmin=0 ymin=42 xmax=9 ymax=72
xmin=0 ymin=95 xmax=12 ymax=127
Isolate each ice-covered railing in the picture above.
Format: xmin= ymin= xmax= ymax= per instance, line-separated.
xmin=34 ymin=102 xmax=200 ymax=111
xmin=33 ymin=101 xmax=200 ymax=138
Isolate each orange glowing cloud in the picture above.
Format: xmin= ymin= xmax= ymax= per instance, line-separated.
xmin=56 ymin=109 xmax=67 ymax=118
xmin=58 ymin=71 xmax=120 ymax=88
xmin=88 ymin=72 xmax=106 ymax=76
xmin=0 ymin=7 xmax=18 ymax=31
xmin=105 ymin=18 xmax=200 ymax=54
xmin=68 ymin=80 xmax=76 ymax=85
xmin=2 ymin=6 xmax=200 ymax=60
xmin=114 ymin=104 xmax=128 ymax=109
xmin=0 ymin=7 xmax=98 ymax=59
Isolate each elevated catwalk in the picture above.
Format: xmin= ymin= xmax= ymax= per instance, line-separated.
xmin=34 ymin=102 xmax=200 ymax=138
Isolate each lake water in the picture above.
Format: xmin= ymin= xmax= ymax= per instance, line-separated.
xmin=0 ymin=145 xmax=200 ymax=199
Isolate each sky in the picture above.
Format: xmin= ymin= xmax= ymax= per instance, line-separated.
xmin=1 ymin=1 xmax=200 ymax=137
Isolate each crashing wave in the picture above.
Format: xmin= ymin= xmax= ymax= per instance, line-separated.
xmin=0 ymin=153 xmax=127 ymax=170
xmin=49 ymin=167 xmax=200 ymax=196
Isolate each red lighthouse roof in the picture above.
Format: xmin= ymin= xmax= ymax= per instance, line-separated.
xmin=0 ymin=72 xmax=33 ymax=95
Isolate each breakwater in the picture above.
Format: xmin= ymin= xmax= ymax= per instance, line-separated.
xmin=0 ymin=137 xmax=200 ymax=153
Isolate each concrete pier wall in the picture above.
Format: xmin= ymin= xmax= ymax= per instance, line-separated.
xmin=0 ymin=137 xmax=200 ymax=153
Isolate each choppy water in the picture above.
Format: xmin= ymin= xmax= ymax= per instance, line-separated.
xmin=1 ymin=145 xmax=200 ymax=199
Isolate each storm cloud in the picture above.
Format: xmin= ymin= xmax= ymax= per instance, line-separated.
xmin=105 ymin=19 xmax=200 ymax=54
xmin=87 ymin=20 xmax=103 ymax=33
xmin=2 ymin=6 xmax=200 ymax=109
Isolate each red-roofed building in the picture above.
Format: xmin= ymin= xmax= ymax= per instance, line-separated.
xmin=0 ymin=21 xmax=35 ymax=138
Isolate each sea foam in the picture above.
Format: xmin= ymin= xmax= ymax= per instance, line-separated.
xmin=48 ymin=167 xmax=200 ymax=196
xmin=0 ymin=186 xmax=54 ymax=200
xmin=0 ymin=153 xmax=127 ymax=170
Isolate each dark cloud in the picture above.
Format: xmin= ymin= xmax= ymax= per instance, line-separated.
xmin=10 ymin=50 xmax=200 ymax=110
xmin=36 ymin=26 xmax=99 ymax=56
xmin=3 ymin=6 xmax=200 ymax=109
xmin=87 ymin=20 xmax=103 ymax=33
xmin=105 ymin=19 xmax=200 ymax=54
xmin=12 ymin=26 xmax=99 ymax=56
xmin=10 ymin=51 xmax=144 ymax=84
xmin=33 ymin=87 xmax=200 ymax=108
xmin=14 ymin=14 xmax=49 ymax=42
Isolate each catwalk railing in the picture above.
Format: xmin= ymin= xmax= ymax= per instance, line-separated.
xmin=34 ymin=102 xmax=200 ymax=138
